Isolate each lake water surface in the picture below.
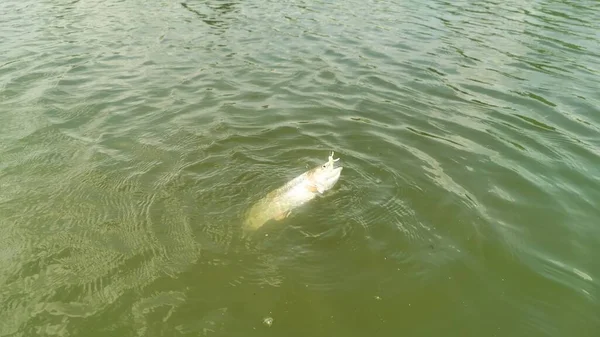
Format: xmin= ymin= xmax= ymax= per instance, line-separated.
xmin=1 ymin=0 xmax=599 ymax=336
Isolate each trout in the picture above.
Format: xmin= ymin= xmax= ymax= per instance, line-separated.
xmin=243 ymin=151 xmax=343 ymax=231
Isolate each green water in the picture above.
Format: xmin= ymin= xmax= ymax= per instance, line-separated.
xmin=1 ymin=0 xmax=599 ymax=336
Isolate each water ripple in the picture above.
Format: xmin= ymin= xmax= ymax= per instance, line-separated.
xmin=2 ymin=0 xmax=600 ymax=335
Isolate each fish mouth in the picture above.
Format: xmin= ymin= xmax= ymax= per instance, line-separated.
xmin=331 ymin=167 xmax=343 ymax=179
xmin=329 ymin=161 xmax=343 ymax=177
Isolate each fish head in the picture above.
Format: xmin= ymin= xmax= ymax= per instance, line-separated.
xmin=308 ymin=151 xmax=343 ymax=192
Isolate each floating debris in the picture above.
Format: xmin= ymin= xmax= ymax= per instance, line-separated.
xmin=263 ymin=316 xmax=273 ymax=327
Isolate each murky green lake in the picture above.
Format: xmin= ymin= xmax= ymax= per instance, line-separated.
xmin=1 ymin=0 xmax=599 ymax=336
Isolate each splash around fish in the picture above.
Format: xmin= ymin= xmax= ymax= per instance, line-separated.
xmin=242 ymin=151 xmax=343 ymax=232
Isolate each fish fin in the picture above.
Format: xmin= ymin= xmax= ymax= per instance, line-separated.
xmin=274 ymin=210 xmax=291 ymax=221
xmin=307 ymin=183 xmax=324 ymax=194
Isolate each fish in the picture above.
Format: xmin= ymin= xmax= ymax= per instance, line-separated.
xmin=243 ymin=151 xmax=343 ymax=231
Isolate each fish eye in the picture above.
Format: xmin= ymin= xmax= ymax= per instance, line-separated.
xmin=322 ymin=164 xmax=326 ymax=168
